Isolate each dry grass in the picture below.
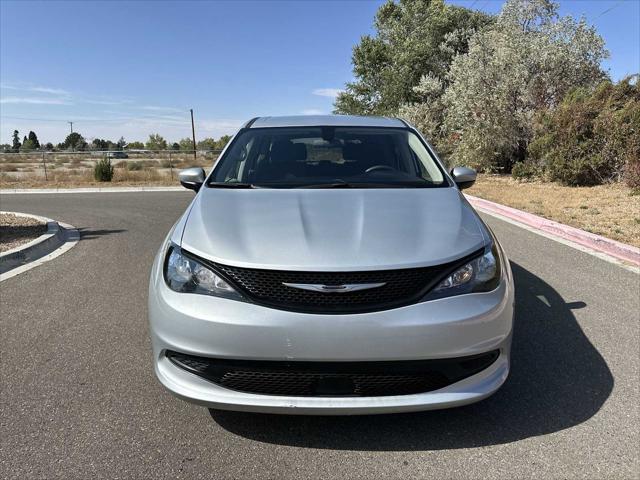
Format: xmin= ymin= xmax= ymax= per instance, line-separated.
xmin=0 ymin=169 xmax=179 ymax=189
xmin=469 ymin=175 xmax=640 ymax=247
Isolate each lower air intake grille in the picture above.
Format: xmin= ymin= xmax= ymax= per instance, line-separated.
xmin=167 ymin=350 xmax=500 ymax=397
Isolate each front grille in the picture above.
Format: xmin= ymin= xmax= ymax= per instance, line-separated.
xmin=196 ymin=249 xmax=482 ymax=314
xmin=167 ymin=350 xmax=500 ymax=397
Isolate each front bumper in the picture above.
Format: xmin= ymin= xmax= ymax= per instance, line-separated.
xmin=148 ymin=248 xmax=514 ymax=415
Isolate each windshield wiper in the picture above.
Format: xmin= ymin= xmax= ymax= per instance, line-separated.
xmin=297 ymin=181 xmax=435 ymax=189
xmin=300 ymin=182 xmax=357 ymax=189
xmin=208 ymin=182 xmax=260 ymax=189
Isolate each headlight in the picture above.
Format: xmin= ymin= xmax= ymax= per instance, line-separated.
xmin=423 ymin=243 xmax=502 ymax=301
xmin=164 ymin=245 xmax=243 ymax=301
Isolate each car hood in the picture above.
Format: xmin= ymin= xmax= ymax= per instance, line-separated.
xmin=180 ymin=187 xmax=488 ymax=271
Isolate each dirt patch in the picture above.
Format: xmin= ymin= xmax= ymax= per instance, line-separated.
xmin=468 ymin=175 xmax=640 ymax=248
xmin=0 ymin=213 xmax=48 ymax=253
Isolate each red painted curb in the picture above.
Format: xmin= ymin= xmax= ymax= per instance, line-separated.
xmin=466 ymin=194 xmax=640 ymax=267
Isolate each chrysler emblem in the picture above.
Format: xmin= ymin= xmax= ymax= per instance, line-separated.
xmin=282 ymin=282 xmax=386 ymax=293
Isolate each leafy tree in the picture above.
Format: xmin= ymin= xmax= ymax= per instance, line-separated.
xmin=146 ymin=133 xmax=167 ymax=150
xmin=0 ymin=144 xmax=11 ymax=152
xmin=21 ymin=138 xmax=36 ymax=151
xmin=27 ymin=131 xmax=40 ymax=149
xmin=399 ymin=73 xmax=451 ymax=160
xmin=44 ymin=142 xmax=54 ymax=151
xmin=126 ymin=141 xmax=144 ymax=149
xmin=92 ymin=138 xmax=110 ymax=150
xmin=170 ymin=142 xmax=180 ymax=151
xmin=116 ymin=136 xmax=126 ymax=150
xmin=11 ymin=130 xmax=21 ymax=151
xmin=406 ymin=0 xmax=607 ymax=171
xmin=334 ymin=0 xmax=493 ymax=115
xmin=63 ymin=132 xmax=87 ymax=151
xmin=178 ymin=137 xmax=195 ymax=151
xmin=197 ymin=137 xmax=217 ymax=151
xmin=215 ymin=135 xmax=232 ymax=150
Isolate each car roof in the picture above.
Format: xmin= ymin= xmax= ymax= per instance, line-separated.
xmin=246 ymin=115 xmax=407 ymax=129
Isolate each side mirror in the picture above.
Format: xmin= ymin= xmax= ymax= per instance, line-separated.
xmin=450 ymin=166 xmax=477 ymax=190
xmin=179 ymin=167 xmax=205 ymax=192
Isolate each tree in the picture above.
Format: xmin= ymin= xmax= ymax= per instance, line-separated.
xmin=92 ymin=138 xmax=110 ymax=150
xmin=116 ymin=136 xmax=126 ymax=150
xmin=401 ymin=0 xmax=608 ymax=171
xmin=178 ymin=137 xmax=195 ymax=151
xmin=146 ymin=133 xmax=167 ymax=150
xmin=63 ymin=132 xmax=87 ymax=151
xmin=197 ymin=137 xmax=217 ymax=151
xmin=126 ymin=141 xmax=144 ymax=150
xmin=334 ymin=0 xmax=493 ymax=115
xmin=21 ymin=138 xmax=36 ymax=151
xmin=44 ymin=142 xmax=54 ymax=151
xmin=27 ymin=131 xmax=40 ymax=149
xmin=215 ymin=135 xmax=232 ymax=150
xmin=11 ymin=130 xmax=21 ymax=151
xmin=170 ymin=142 xmax=180 ymax=151
xmin=399 ymin=73 xmax=451 ymax=160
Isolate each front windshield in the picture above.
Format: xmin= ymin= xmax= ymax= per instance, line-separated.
xmin=209 ymin=126 xmax=447 ymax=188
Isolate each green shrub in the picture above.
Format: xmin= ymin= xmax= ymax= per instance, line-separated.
xmin=93 ymin=158 xmax=114 ymax=182
xmin=528 ymin=77 xmax=640 ymax=186
xmin=126 ymin=161 xmax=143 ymax=171
xmin=511 ymin=161 xmax=539 ymax=181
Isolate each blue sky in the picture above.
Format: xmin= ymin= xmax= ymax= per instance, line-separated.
xmin=1 ymin=0 xmax=638 ymax=144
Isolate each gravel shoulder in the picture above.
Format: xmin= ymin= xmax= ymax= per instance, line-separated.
xmin=0 ymin=212 xmax=47 ymax=252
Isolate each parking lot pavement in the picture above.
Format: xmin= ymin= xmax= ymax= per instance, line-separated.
xmin=1 ymin=192 xmax=638 ymax=479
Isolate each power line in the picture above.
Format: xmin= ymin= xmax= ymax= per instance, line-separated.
xmin=595 ymin=1 xmax=624 ymax=19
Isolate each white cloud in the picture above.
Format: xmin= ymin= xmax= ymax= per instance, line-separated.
xmin=300 ymin=109 xmax=325 ymax=115
xmin=84 ymin=99 xmax=129 ymax=106
xmin=312 ymin=88 xmax=343 ymax=98
xmin=0 ymin=96 xmax=70 ymax=105
xmin=140 ymin=105 xmax=184 ymax=112
xmin=31 ymin=86 xmax=70 ymax=96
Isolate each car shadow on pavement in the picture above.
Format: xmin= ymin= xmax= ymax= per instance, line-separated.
xmin=209 ymin=262 xmax=613 ymax=450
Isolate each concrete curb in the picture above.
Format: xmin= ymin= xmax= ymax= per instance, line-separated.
xmin=466 ymin=194 xmax=640 ymax=267
xmin=0 ymin=212 xmax=79 ymax=279
xmin=0 ymin=186 xmax=184 ymax=194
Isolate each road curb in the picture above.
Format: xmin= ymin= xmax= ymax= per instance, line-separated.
xmin=0 ymin=212 xmax=80 ymax=280
xmin=0 ymin=186 xmax=184 ymax=194
xmin=466 ymin=194 xmax=640 ymax=267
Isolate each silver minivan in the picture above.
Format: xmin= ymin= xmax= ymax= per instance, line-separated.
xmin=148 ymin=115 xmax=514 ymax=415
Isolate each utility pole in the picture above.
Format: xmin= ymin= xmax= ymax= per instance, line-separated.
xmin=68 ymin=121 xmax=73 ymax=133
xmin=190 ymin=109 xmax=197 ymax=162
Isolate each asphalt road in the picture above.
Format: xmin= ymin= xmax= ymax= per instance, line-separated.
xmin=1 ymin=192 xmax=638 ymax=479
